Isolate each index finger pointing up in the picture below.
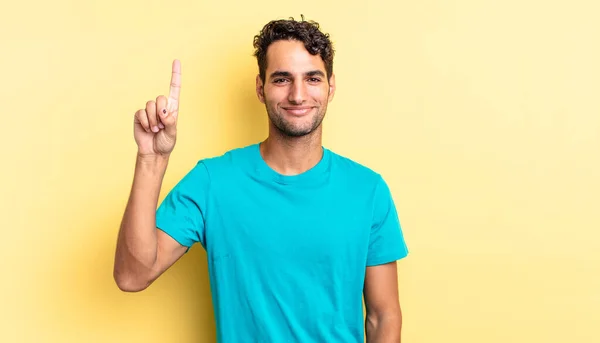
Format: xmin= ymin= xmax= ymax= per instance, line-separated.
xmin=169 ymin=59 xmax=182 ymax=102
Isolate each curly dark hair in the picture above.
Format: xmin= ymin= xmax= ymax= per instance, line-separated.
xmin=253 ymin=15 xmax=335 ymax=83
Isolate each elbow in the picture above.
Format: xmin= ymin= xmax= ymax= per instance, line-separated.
xmin=115 ymin=280 xmax=148 ymax=293
xmin=367 ymin=309 xmax=403 ymax=325
xmin=113 ymin=269 xmax=150 ymax=293
xmin=366 ymin=309 xmax=403 ymax=340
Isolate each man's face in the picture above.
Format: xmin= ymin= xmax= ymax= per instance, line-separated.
xmin=256 ymin=40 xmax=336 ymax=137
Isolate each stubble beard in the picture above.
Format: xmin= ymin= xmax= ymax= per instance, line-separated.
xmin=264 ymin=96 xmax=328 ymax=138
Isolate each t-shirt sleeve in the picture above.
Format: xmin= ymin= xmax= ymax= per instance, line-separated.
xmin=366 ymin=175 xmax=409 ymax=266
xmin=155 ymin=160 xmax=210 ymax=250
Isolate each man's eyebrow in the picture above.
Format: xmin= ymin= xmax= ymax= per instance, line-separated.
xmin=269 ymin=71 xmax=292 ymax=79
xmin=306 ymin=70 xmax=326 ymax=77
xmin=268 ymin=70 xmax=326 ymax=79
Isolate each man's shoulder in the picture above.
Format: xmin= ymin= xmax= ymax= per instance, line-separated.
xmin=326 ymin=148 xmax=383 ymax=184
xmin=188 ymin=143 xmax=257 ymax=175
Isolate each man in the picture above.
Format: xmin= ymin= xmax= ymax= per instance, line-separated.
xmin=114 ymin=16 xmax=409 ymax=343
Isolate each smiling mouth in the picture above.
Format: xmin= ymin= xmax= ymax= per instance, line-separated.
xmin=282 ymin=107 xmax=314 ymax=116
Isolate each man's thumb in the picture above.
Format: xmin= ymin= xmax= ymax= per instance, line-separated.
xmin=160 ymin=108 xmax=177 ymax=137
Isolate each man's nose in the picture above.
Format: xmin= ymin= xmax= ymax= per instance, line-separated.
xmin=288 ymin=81 xmax=307 ymax=104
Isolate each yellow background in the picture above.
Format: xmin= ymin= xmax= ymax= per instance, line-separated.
xmin=2 ymin=0 xmax=598 ymax=342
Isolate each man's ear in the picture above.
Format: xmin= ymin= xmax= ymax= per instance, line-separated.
xmin=327 ymin=73 xmax=336 ymax=102
xmin=256 ymin=74 xmax=265 ymax=104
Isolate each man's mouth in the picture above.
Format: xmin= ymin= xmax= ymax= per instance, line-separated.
xmin=282 ymin=107 xmax=314 ymax=116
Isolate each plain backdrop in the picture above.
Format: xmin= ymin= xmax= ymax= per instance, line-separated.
xmin=1 ymin=0 xmax=599 ymax=342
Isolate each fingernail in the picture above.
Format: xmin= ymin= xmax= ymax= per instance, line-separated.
xmin=158 ymin=123 xmax=165 ymax=129
xmin=152 ymin=126 xmax=159 ymax=132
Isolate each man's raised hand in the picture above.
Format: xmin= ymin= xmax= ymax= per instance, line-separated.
xmin=134 ymin=59 xmax=181 ymax=157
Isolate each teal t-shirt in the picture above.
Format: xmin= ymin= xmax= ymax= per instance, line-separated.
xmin=156 ymin=143 xmax=408 ymax=342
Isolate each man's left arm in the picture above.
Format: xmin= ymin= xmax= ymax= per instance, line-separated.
xmin=363 ymin=175 xmax=409 ymax=342
xmin=364 ymin=261 xmax=402 ymax=343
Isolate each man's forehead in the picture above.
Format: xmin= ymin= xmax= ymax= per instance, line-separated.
xmin=265 ymin=40 xmax=326 ymax=73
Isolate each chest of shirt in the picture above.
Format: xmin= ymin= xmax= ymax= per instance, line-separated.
xmin=203 ymin=182 xmax=373 ymax=265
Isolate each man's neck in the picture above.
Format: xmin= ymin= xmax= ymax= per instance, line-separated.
xmin=259 ymin=130 xmax=323 ymax=176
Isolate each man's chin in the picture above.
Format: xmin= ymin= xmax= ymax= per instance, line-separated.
xmin=274 ymin=123 xmax=316 ymax=137
xmin=280 ymin=128 xmax=312 ymax=137
xmin=268 ymin=113 xmax=323 ymax=138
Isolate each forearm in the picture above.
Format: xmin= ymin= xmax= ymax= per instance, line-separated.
xmin=114 ymin=154 xmax=169 ymax=291
xmin=365 ymin=312 xmax=402 ymax=343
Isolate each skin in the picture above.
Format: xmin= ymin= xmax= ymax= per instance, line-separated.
xmin=114 ymin=39 xmax=402 ymax=342
xmin=113 ymin=60 xmax=187 ymax=293
xmin=364 ymin=261 xmax=403 ymax=342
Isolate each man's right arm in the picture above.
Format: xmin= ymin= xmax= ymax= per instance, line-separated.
xmin=113 ymin=154 xmax=187 ymax=292
xmin=113 ymin=59 xmax=185 ymax=292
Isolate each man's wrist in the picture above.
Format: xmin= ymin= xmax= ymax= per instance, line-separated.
xmin=135 ymin=152 xmax=170 ymax=175
xmin=137 ymin=152 xmax=170 ymax=164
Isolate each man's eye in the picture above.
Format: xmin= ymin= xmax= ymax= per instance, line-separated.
xmin=274 ymin=78 xmax=288 ymax=83
xmin=308 ymin=78 xmax=321 ymax=83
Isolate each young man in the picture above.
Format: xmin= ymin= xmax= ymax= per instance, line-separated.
xmin=114 ymin=17 xmax=409 ymax=343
